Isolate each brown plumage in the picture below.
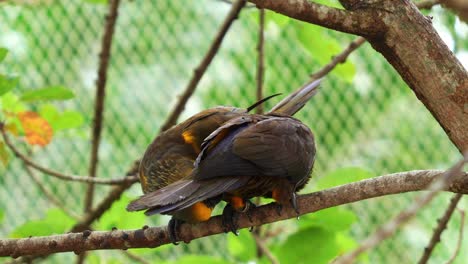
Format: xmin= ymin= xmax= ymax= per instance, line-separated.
xmin=130 ymin=114 xmax=315 ymax=215
xmin=127 ymin=79 xmax=321 ymax=240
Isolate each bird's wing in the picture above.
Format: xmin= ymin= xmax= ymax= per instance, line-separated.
xmin=232 ymin=116 xmax=316 ymax=183
xmin=192 ymin=115 xmax=265 ymax=180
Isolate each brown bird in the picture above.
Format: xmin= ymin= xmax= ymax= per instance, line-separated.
xmin=128 ymin=79 xmax=321 ymax=243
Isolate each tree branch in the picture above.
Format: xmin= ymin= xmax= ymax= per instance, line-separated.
xmin=85 ymin=0 xmax=121 ymax=213
xmin=248 ymin=0 xmax=467 ymax=153
xmin=159 ymin=0 xmax=246 ymax=131
xmin=71 ymin=180 xmax=134 ymax=233
xmin=252 ymin=233 xmax=279 ymax=264
xmin=418 ymin=193 xmax=463 ymax=264
xmin=310 ymin=37 xmax=366 ymax=80
xmin=333 ymin=155 xmax=467 ymax=264
xmin=1 ymin=169 xmax=467 ymax=257
xmin=0 ymin=126 xmax=138 ymax=185
xmin=247 ymin=0 xmax=386 ymax=37
xmin=23 ymin=165 xmax=80 ymax=220
xmin=446 ymin=209 xmax=465 ymax=264
xmin=255 ymin=7 xmax=265 ymax=114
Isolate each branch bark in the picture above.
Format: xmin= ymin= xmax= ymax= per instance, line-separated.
xmin=334 ymin=155 xmax=467 ymax=264
xmin=249 ymin=0 xmax=468 ymax=153
xmin=248 ymin=0 xmax=386 ymax=37
xmin=1 ymin=169 xmax=467 ymax=257
xmin=85 ymin=0 xmax=121 ymax=212
xmin=418 ymin=193 xmax=463 ymax=264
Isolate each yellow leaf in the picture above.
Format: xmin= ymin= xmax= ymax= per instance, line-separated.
xmin=18 ymin=111 xmax=53 ymax=147
xmin=0 ymin=141 xmax=9 ymax=166
xmin=4 ymin=122 xmax=19 ymax=136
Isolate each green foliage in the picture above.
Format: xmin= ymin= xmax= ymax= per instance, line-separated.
xmin=96 ymin=195 xmax=146 ymax=230
xmin=82 ymin=0 xmax=108 ymax=4
xmin=227 ymin=229 xmax=256 ymax=262
xmin=20 ymin=86 xmax=75 ymax=102
xmin=0 ymin=74 xmax=18 ymax=97
xmin=275 ymin=227 xmax=339 ymax=264
xmin=160 ymin=255 xmax=227 ymax=264
xmin=0 ymin=92 xmax=26 ymax=114
xmin=299 ymin=207 xmax=356 ymax=232
xmin=39 ymin=104 xmax=84 ymax=131
xmin=297 ymin=24 xmax=355 ymax=82
xmin=10 ymin=209 xmax=74 ymax=238
xmin=315 ymin=167 xmax=374 ymax=190
xmin=270 ymin=206 xmax=364 ymax=264
xmin=0 ymin=48 xmax=7 ymax=62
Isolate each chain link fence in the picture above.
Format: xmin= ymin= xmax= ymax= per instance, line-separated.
xmin=0 ymin=0 xmax=466 ymax=263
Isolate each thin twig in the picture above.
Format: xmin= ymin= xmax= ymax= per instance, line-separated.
xmin=71 ymin=180 xmax=133 ymax=232
xmin=417 ymin=0 xmax=440 ymax=10
xmin=23 ymin=164 xmax=80 ymax=220
xmin=84 ymin=0 xmax=121 ymax=212
xmin=418 ymin=193 xmax=463 ymax=264
xmin=1 ymin=168 xmax=468 ymax=257
xmin=121 ymin=251 xmax=150 ymax=264
xmin=333 ymin=155 xmax=467 ymax=264
xmin=252 ymin=233 xmax=279 ymax=264
xmin=445 ymin=209 xmax=465 ymax=264
xmin=159 ymin=0 xmax=246 ymax=131
xmin=310 ymin=37 xmax=366 ymax=81
xmin=255 ymin=7 xmax=265 ymax=114
xmin=0 ymin=126 xmax=138 ymax=185
xmin=307 ymin=0 xmax=439 ymax=81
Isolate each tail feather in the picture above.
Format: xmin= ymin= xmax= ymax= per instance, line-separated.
xmin=268 ymin=78 xmax=322 ymax=116
xmin=126 ymin=179 xmax=199 ymax=212
xmin=127 ymin=176 xmax=251 ymax=216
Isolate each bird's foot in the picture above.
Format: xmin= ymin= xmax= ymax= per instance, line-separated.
xmin=222 ymin=200 xmax=255 ymax=235
xmin=275 ymin=203 xmax=283 ymax=216
xmin=222 ymin=203 xmax=240 ymax=235
xmin=168 ymin=218 xmax=184 ymax=245
xmin=291 ymin=192 xmax=300 ymax=215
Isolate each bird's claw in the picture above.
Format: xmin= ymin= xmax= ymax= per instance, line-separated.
xmin=168 ymin=218 xmax=183 ymax=245
xmin=275 ymin=203 xmax=283 ymax=216
xmin=291 ymin=192 xmax=300 ymax=215
xmin=222 ymin=203 xmax=240 ymax=235
xmin=244 ymin=200 xmax=256 ymax=223
xmin=222 ymin=199 xmax=256 ymax=235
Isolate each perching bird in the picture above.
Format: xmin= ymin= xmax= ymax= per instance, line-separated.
xmin=128 ymin=79 xmax=321 ymax=243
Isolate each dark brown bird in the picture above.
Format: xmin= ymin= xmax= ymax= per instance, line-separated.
xmin=128 ymin=79 xmax=321 ymax=242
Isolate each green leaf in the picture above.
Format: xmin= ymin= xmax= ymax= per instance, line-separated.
xmin=227 ymin=229 xmax=256 ymax=262
xmin=312 ymin=0 xmax=343 ymax=9
xmin=39 ymin=104 xmax=84 ymax=131
xmin=275 ymin=227 xmax=339 ymax=264
xmin=315 ymin=167 xmax=374 ymax=190
xmin=0 ymin=48 xmax=8 ymax=62
xmin=0 ymin=75 xmax=19 ymax=96
xmin=10 ymin=209 xmax=74 ymax=238
xmin=97 ymin=195 xmax=146 ymax=230
xmin=174 ymin=255 xmax=228 ymax=264
xmin=266 ymin=10 xmax=290 ymax=27
xmin=299 ymin=207 xmax=357 ymax=232
xmin=0 ymin=209 xmax=4 ymax=223
xmin=297 ymin=23 xmax=355 ymax=82
xmin=0 ymin=92 xmax=27 ymax=113
xmin=20 ymin=86 xmax=75 ymax=102
xmin=83 ymin=0 xmax=108 ymax=4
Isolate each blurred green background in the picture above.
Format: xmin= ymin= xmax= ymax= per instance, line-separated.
xmin=0 ymin=0 xmax=466 ymax=263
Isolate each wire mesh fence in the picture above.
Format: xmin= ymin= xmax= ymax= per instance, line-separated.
xmin=0 ymin=0 xmax=466 ymax=263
